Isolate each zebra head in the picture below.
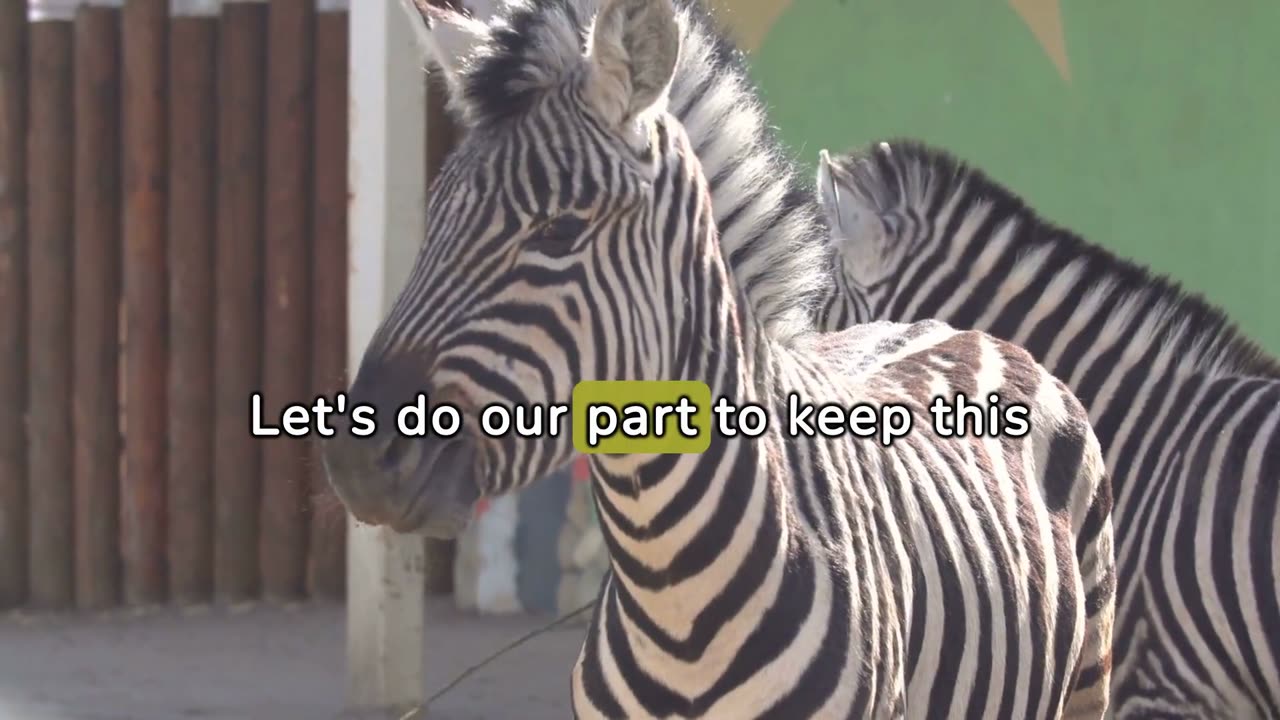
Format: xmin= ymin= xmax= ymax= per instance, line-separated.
xmin=321 ymin=0 xmax=694 ymax=538
xmin=816 ymin=141 xmax=939 ymax=319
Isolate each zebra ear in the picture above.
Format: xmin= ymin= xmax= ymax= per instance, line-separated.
xmin=817 ymin=148 xmax=883 ymax=242
xmin=582 ymin=0 xmax=681 ymax=129
xmin=399 ymin=0 xmax=490 ymax=104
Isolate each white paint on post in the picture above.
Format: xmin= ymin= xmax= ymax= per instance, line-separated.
xmin=346 ymin=0 xmax=428 ymax=712
xmin=27 ymin=0 xmax=80 ymax=21
xmin=170 ymin=0 xmax=221 ymax=17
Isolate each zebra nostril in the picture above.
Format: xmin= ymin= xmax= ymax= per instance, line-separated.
xmin=378 ymin=434 xmax=414 ymax=472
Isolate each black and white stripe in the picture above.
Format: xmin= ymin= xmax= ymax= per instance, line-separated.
xmin=818 ymin=139 xmax=1280 ymax=719
xmin=317 ymin=2 xmax=1120 ymax=718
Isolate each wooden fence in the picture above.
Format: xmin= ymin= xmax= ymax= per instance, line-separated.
xmin=0 ymin=0 xmax=460 ymax=612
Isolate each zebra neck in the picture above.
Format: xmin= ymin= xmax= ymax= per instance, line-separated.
xmin=587 ymin=260 xmax=787 ymax=640
xmin=586 ymin=412 xmax=784 ymax=650
xmin=586 ymin=429 xmax=785 ymax=650
xmin=817 ymin=253 xmax=869 ymax=331
xmin=591 ymin=264 xmax=770 ymax=480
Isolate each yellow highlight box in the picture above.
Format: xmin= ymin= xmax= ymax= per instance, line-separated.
xmin=572 ymin=381 xmax=712 ymax=454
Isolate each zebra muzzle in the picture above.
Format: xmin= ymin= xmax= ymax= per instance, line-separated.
xmin=389 ymin=435 xmax=482 ymax=538
xmin=319 ymin=422 xmax=481 ymax=538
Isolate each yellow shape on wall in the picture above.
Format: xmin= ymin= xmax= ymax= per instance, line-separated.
xmin=705 ymin=0 xmax=795 ymax=53
xmin=709 ymin=0 xmax=1071 ymax=85
xmin=1008 ymin=0 xmax=1071 ymax=82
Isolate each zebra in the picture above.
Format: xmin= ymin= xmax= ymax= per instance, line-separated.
xmin=320 ymin=0 xmax=1117 ymax=717
xmin=816 ymin=139 xmax=1280 ymax=719
xmin=410 ymin=0 xmax=836 ymax=605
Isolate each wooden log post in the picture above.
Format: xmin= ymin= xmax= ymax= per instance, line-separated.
xmin=167 ymin=0 xmax=219 ymax=606
xmin=0 ymin=0 xmax=29 ymax=610
xmin=121 ymin=0 xmax=169 ymax=607
xmin=261 ymin=0 xmax=315 ymax=604
xmin=346 ymin=0 xmax=426 ymax=710
xmin=422 ymin=70 xmax=460 ymax=596
xmin=214 ymin=0 xmax=267 ymax=604
xmin=308 ymin=0 xmax=349 ymax=602
xmin=26 ymin=6 xmax=75 ymax=612
xmin=73 ymin=2 xmax=123 ymax=611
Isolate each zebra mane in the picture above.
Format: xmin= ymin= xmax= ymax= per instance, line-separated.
xmin=448 ymin=0 xmax=590 ymax=124
xmin=448 ymin=0 xmax=831 ymax=342
xmin=837 ymin=138 xmax=1280 ymax=380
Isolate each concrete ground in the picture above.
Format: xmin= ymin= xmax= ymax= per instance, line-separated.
xmin=0 ymin=596 xmax=585 ymax=720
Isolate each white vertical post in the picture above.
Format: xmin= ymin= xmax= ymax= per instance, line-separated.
xmin=346 ymin=0 xmax=427 ymax=712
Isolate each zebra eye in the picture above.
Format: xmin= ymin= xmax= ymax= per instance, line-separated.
xmin=880 ymin=212 xmax=904 ymax=238
xmin=530 ymin=214 xmax=589 ymax=245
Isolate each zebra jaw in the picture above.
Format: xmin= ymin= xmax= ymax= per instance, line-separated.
xmin=322 ymin=431 xmax=482 ymax=540
xmin=391 ymin=435 xmax=482 ymax=538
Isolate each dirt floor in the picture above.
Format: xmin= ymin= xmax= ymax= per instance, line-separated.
xmin=0 ymin=596 xmax=585 ymax=720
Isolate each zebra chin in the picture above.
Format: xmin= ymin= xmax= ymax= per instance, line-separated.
xmin=320 ymin=430 xmax=483 ymax=540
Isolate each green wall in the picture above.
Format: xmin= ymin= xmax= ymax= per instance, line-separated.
xmin=747 ymin=0 xmax=1280 ymax=354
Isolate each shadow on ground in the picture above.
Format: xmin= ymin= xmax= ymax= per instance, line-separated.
xmin=0 ymin=596 xmax=585 ymax=720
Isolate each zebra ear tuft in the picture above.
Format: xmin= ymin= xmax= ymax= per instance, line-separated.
xmin=817 ymin=149 xmax=883 ymax=243
xmin=458 ymin=0 xmax=503 ymax=23
xmin=399 ymin=0 xmax=490 ymax=102
xmin=583 ymin=0 xmax=681 ymax=129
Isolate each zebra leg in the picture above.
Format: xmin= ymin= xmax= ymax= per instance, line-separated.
xmin=1061 ymin=471 xmax=1117 ymax=719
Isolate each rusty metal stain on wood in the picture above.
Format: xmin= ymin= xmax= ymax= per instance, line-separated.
xmin=307 ymin=6 xmax=348 ymax=601
xmin=73 ymin=3 xmax=124 ymax=611
xmin=121 ymin=0 xmax=170 ymax=607
xmin=0 ymin=0 xmax=30 ymax=609
xmin=26 ymin=18 xmax=75 ymax=610
xmin=214 ymin=0 xmax=267 ymax=603
xmin=166 ymin=9 xmax=218 ymax=606
xmin=261 ymin=0 xmax=316 ymax=603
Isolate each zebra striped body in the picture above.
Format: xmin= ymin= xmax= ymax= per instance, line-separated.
xmin=574 ymin=315 xmax=1117 ymax=719
xmin=318 ymin=1 xmax=1116 ymax=717
xmin=817 ymin=140 xmax=1280 ymax=719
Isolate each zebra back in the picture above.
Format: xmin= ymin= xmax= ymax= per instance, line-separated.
xmin=816 ymin=139 xmax=1280 ymax=719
